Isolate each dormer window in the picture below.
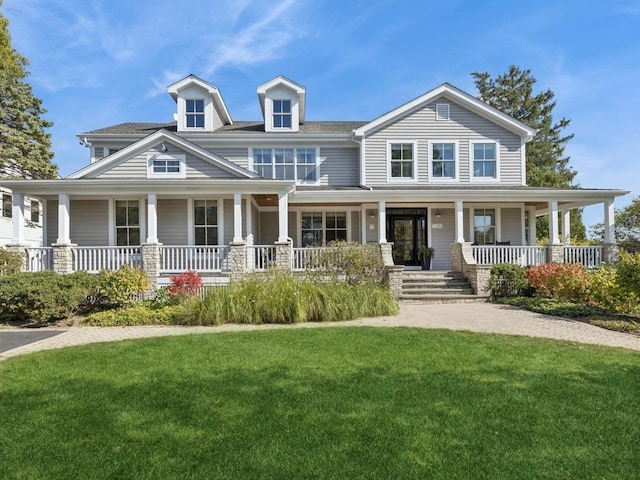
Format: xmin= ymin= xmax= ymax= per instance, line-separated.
xmin=186 ymin=99 xmax=205 ymax=128
xmin=273 ymin=99 xmax=292 ymax=128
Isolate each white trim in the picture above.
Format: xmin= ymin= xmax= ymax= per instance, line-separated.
xmin=249 ymin=146 xmax=320 ymax=185
xmin=378 ymin=200 xmax=387 ymax=243
xmin=257 ymin=76 xmax=306 ymax=124
xmin=386 ymin=140 xmax=418 ymax=183
xmin=520 ymin=137 xmax=527 ymax=185
xmin=496 ymin=206 xmax=502 ymax=242
xmin=57 ymin=193 xmax=71 ymax=244
xmin=428 ymin=140 xmax=459 ymax=183
xmin=168 ymin=75 xmax=232 ymax=125
xmin=146 ymin=193 xmax=158 ymax=244
xmin=110 ymin=197 xmax=145 ymax=246
xmin=469 ymin=140 xmax=500 ymax=182
xmin=549 ymin=201 xmax=560 ymax=244
xmin=233 ymin=193 xmax=243 ymax=243
xmin=353 ymin=83 xmax=536 ymax=139
xmin=217 ymin=198 xmax=224 ymax=245
xmin=146 ymin=153 xmax=186 ymax=179
xmin=11 ymin=192 xmax=25 ymax=244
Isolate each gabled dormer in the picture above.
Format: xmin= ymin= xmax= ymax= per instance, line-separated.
xmin=168 ymin=75 xmax=233 ymax=133
xmin=257 ymin=76 xmax=306 ymax=133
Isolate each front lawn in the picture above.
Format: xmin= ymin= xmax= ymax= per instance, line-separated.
xmin=1 ymin=328 xmax=639 ymax=479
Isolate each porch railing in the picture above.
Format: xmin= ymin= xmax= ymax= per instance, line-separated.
xmin=564 ymin=246 xmax=603 ymax=268
xmin=472 ymin=246 xmax=547 ymax=266
xmin=247 ymin=245 xmax=277 ymax=271
xmin=159 ymin=245 xmax=229 ymax=273
xmin=25 ymin=247 xmax=54 ymax=272
xmin=292 ymin=247 xmax=326 ymax=271
xmin=73 ymin=246 xmax=142 ymax=273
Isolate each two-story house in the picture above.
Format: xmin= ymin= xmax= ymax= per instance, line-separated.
xmin=1 ymin=75 xmax=628 ymax=290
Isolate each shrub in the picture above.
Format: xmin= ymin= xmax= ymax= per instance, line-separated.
xmin=98 ymin=265 xmax=150 ymax=306
xmin=175 ymin=271 xmax=398 ymax=326
xmin=488 ymin=263 xmax=529 ymax=299
xmin=305 ymin=241 xmax=387 ymax=286
xmin=616 ymin=251 xmax=640 ymax=299
xmin=84 ymin=303 xmax=186 ymax=326
xmin=589 ymin=265 xmax=639 ymax=314
xmin=0 ymin=271 xmax=98 ymax=324
xmin=167 ymin=270 xmax=202 ymax=302
xmin=0 ymin=249 xmax=23 ymax=276
xmin=525 ymin=263 xmax=591 ymax=302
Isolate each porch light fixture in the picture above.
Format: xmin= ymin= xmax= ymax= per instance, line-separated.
xmin=369 ymin=212 xmax=375 ymax=219
xmin=435 ymin=210 xmax=441 ymax=218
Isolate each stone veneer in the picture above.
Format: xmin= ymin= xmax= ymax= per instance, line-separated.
xmin=52 ymin=243 xmax=76 ymax=274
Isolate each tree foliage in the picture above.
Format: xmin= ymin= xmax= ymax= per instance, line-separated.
xmin=472 ymin=65 xmax=585 ymax=241
xmin=0 ymin=3 xmax=57 ymax=179
xmin=591 ymin=197 xmax=640 ymax=253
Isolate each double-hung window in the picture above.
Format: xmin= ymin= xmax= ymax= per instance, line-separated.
xmin=389 ymin=143 xmax=415 ymax=180
xmin=274 ymin=148 xmax=295 ymax=180
xmin=432 ymin=142 xmax=456 ymax=179
xmin=273 ymin=100 xmax=292 ymax=128
xmin=30 ymin=200 xmax=40 ymax=223
xmin=194 ymin=200 xmax=218 ymax=245
xmin=301 ymin=211 xmax=347 ymax=246
xmin=115 ymin=200 xmax=140 ymax=246
xmin=472 ymin=142 xmax=497 ymax=178
xmin=253 ymin=148 xmax=317 ymax=182
xmin=474 ymin=208 xmax=496 ymax=245
xmin=2 ymin=193 xmax=11 ymax=218
xmin=186 ymin=99 xmax=205 ymax=128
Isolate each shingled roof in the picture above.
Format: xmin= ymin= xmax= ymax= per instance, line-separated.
xmin=81 ymin=121 xmax=367 ymax=136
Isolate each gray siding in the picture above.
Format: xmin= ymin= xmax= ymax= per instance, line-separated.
xmin=46 ymin=200 xmax=58 ymax=246
xmin=501 ymin=207 xmax=523 ymax=245
xmin=97 ymin=154 xmax=147 ymax=178
xmin=250 ymin=201 xmax=260 ymax=243
xmin=260 ymin=212 xmax=278 ymax=245
xmin=318 ymin=147 xmax=359 ymax=186
xmin=364 ymin=95 xmax=523 ymax=186
xmin=70 ymin=200 xmax=109 ymax=246
xmin=185 ymin=153 xmax=240 ymax=179
xmin=158 ymin=199 xmax=188 ymax=245
xmin=210 ymin=147 xmax=250 ymax=171
xmin=350 ymin=211 xmax=360 ymax=242
xmin=223 ymin=199 xmax=233 ymax=244
xmin=365 ymin=208 xmax=379 ymax=243
xmin=431 ymin=208 xmax=454 ymax=270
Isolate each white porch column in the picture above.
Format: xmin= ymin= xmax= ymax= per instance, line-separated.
xmin=604 ymin=199 xmax=615 ymax=244
xmin=455 ymin=200 xmax=464 ymax=243
xmin=245 ymin=198 xmax=253 ymax=244
xmin=233 ymin=193 xmax=243 ymax=243
xmin=548 ymin=201 xmax=559 ymax=244
xmin=277 ymin=192 xmax=289 ymax=243
xmin=562 ymin=210 xmax=571 ymax=245
xmin=146 ymin=193 xmax=158 ymax=243
xmin=378 ymin=200 xmax=387 ymax=243
xmin=11 ymin=192 xmax=25 ymax=244
xmin=360 ymin=205 xmax=366 ymax=244
xmin=57 ymin=193 xmax=71 ymax=244
xmin=528 ymin=207 xmax=537 ymax=246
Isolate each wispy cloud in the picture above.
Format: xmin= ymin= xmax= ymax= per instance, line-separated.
xmin=202 ymin=0 xmax=301 ymax=77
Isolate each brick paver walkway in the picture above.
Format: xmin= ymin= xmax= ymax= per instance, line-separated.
xmin=1 ymin=303 xmax=639 ymax=361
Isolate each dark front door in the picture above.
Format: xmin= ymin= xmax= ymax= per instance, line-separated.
xmin=387 ymin=209 xmax=427 ymax=266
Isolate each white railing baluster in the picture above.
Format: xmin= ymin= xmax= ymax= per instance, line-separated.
xmin=158 ymin=246 xmax=229 ymax=273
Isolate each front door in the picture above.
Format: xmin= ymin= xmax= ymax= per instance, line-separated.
xmin=387 ymin=209 xmax=427 ymax=266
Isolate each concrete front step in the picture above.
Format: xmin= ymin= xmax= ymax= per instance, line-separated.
xmin=400 ymin=294 xmax=490 ymax=304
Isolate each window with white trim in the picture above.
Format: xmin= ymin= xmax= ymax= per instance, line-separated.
xmin=273 ymin=99 xmax=292 ymax=128
xmin=194 ymin=200 xmax=218 ymax=245
xmin=147 ymin=154 xmax=186 ymax=179
xmin=472 ymin=142 xmax=497 ymax=178
xmin=186 ymin=99 xmax=205 ymax=128
xmin=115 ymin=200 xmax=140 ymax=246
xmin=253 ymin=148 xmax=317 ymax=182
xmin=30 ymin=200 xmax=40 ymax=223
xmin=389 ymin=143 xmax=415 ymax=179
xmin=2 ymin=193 xmax=11 ymax=218
xmin=432 ymin=142 xmax=456 ymax=179
xmin=301 ymin=211 xmax=347 ymax=246
xmin=474 ymin=208 xmax=496 ymax=245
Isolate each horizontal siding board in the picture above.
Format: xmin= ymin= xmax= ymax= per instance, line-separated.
xmin=158 ymin=199 xmax=188 ymax=245
xmin=319 ymin=147 xmax=359 ymax=186
xmin=365 ymin=96 xmax=523 ymax=186
xmin=430 ymin=208 xmax=453 ymax=270
xmin=501 ymin=207 xmax=523 ymax=245
xmin=70 ymin=200 xmax=109 ymax=246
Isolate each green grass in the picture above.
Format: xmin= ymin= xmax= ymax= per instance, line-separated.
xmin=1 ymin=328 xmax=639 ymax=479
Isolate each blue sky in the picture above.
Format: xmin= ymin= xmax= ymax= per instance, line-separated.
xmin=3 ymin=0 xmax=639 ymax=232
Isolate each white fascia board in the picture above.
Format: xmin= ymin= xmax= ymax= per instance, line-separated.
xmin=181 ymin=133 xmax=356 ymax=146
xmin=290 ymin=188 xmax=630 ymax=205
xmin=68 ymin=130 xmax=257 ymax=179
xmin=1 ymin=179 xmax=295 ymax=197
xmin=353 ymin=83 xmax=536 ymax=140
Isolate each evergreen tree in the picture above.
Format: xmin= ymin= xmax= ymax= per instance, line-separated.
xmin=472 ymin=65 xmax=585 ymax=241
xmin=591 ymin=197 xmax=640 ymax=253
xmin=0 ymin=3 xmax=57 ymax=179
